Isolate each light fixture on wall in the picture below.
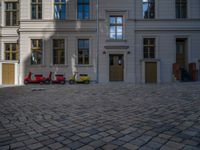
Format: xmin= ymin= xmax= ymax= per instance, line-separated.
xmin=103 ymin=51 xmax=106 ymax=54
xmin=127 ymin=51 xmax=131 ymax=54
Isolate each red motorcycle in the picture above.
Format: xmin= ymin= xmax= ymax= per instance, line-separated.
xmin=45 ymin=72 xmax=66 ymax=84
xmin=24 ymin=72 xmax=46 ymax=84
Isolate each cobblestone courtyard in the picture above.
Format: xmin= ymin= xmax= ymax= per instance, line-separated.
xmin=0 ymin=83 xmax=200 ymax=150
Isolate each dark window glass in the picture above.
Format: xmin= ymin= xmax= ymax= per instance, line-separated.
xmin=143 ymin=0 xmax=155 ymax=19
xmin=78 ymin=39 xmax=89 ymax=64
xmin=31 ymin=0 xmax=42 ymax=19
xmin=77 ymin=0 xmax=90 ymax=19
xmin=31 ymin=39 xmax=43 ymax=65
xmin=53 ymin=39 xmax=65 ymax=64
xmin=5 ymin=43 xmax=19 ymax=60
xmin=5 ymin=2 xmax=19 ymax=26
xmin=54 ymin=0 xmax=66 ymax=19
xmin=143 ymin=38 xmax=155 ymax=58
xmin=176 ymin=0 xmax=187 ymax=18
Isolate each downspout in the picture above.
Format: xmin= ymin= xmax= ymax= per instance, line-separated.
xmin=134 ymin=0 xmax=137 ymax=84
xmin=96 ymin=0 xmax=99 ymax=83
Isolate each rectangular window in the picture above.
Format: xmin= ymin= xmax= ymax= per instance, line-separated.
xmin=31 ymin=0 xmax=42 ymax=19
xmin=176 ymin=0 xmax=187 ymax=18
xmin=143 ymin=0 xmax=155 ymax=19
xmin=109 ymin=16 xmax=123 ymax=40
xmin=5 ymin=43 xmax=19 ymax=60
xmin=143 ymin=38 xmax=155 ymax=58
xmin=77 ymin=0 xmax=90 ymax=19
xmin=54 ymin=0 xmax=66 ymax=19
xmin=78 ymin=39 xmax=89 ymax=65
xmin=5 ymin=2 xmax=19 ymax=26
xmin=53 ymin=39 xmax=65 ymax=65
xmin=31 ymin=39 xmax=43 ymax=65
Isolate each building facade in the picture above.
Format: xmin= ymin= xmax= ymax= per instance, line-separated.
xmin=0 ymin=0 xmax=200 ymax=85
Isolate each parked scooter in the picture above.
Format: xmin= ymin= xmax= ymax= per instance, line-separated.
xmin=24 ymin=72 xmax=46 ymax=84
xmin=69 ymin=72 xmax=90 ymax=84
xmin=46 ymin=72 xmax=66 ymax=84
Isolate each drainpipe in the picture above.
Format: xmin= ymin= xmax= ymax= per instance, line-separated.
xmin=96 ymin=0 xmax=99 ymax=83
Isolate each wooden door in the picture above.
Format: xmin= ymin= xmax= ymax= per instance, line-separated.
xmin=176 ymin=39 xmax=186 ymax=68
xmin=109 ymin=55 xmax=124 ymax=81
xmin=145 ymin=62 xmax=157 ymax=83
xmin=2 ymin=63 xmax=15 ymax=84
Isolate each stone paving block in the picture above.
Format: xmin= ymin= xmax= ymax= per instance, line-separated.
xmin=67 ymin=141 xmax=84 ymax=149
xmin=102 ymin=144 xmax=118 ymax=150
xmin=77 ymin=145 xmax=94 ymax=150
xmin=123 ymin=143 xmax=138 ymax=150
xmin=10 ymin=142 xmax=25 ymax=149
xmin=89 ymin=140 xmax=106 ymax=148
xmin=163 ymin=141 xmax=185 ymax=149
xmin=48 ymin=142 xmax=63 ymax=149
xmin=28 ymin=142 xmax=44 ymax=149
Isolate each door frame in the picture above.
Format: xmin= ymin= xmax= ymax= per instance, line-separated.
xmin=109 ymin=54 xmax=124 ymax=81
xmin=107 ymin=51 xmax=127 ymax=82
xmin=0 ymin=61 xmax=19 ymax=85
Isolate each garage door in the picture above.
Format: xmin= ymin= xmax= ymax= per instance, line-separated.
xmin=2 ymin=63 xmax=15 ymax=85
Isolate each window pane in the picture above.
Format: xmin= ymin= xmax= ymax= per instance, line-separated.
xmin=110 ymin=17 xmax=115 ymax=24
xmin=117 ymin=17 xmax=122 ymax=24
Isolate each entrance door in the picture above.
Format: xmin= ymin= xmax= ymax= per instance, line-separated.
xmin=2 ymin=63 xmax=15 ymax=84
xmin=176 ymin=39 xmax=187 ymax=68
xmin=109 ymin=54 xmax=124 ymax=81
xmin=145 ymin=62 xmax=157 ymax=83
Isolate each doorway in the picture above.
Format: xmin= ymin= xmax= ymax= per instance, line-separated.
xmin=176 ymin=39 xmax=187 ymax=69
xmin=2 ymin=63 xmax=15 ymax=85
xmin=109 ymin=54 xmax=124 ymax=81
xmin=145 ymin=62 xmax=157 ymax=83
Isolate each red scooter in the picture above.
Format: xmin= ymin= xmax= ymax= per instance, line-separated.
xmin=24 ymin=72 xmax=46 ymax=84
xmin=45 ymin=72 xmax=66 ymax=84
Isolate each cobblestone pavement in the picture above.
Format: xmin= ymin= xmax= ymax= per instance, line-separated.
xmin=0 ymin=82 xmax=200 ymax=150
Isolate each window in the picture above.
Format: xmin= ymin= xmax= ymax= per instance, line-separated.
xmin=5 ymin=2 xmax=19 ymax=26
xmin=53 ymin=39 xmax=65 ymax=65
xmin=176 ymin=0 xmax=187 ymax=18
xmin=77 ymin=0 xmax=90 ymax=19
xmin=109 ymin=16 xmax=123 ymax=40
xmin=31 ymin=0 xmax=42 ymax=19
xmin=143 ymin=38 xmax=155 ymax=58
xmin=31 ymin=39 xmax=43 ymax=65
xmin=54 ymin=0 xmax=66 ymax=19
xmin=5 ymin=43 xmax=19 ymax=60
xmin=143 ymin=0 xmax=155 ymax=19
xmin=78 ymin=39 xmax=89 ymax=65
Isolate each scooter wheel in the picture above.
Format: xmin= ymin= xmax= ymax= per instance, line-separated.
xmin=61 ymin=80 xmax=66 ymax=84
xmin=69 ymin=80 xmax=75 ymax=84
xmin=24 ymin=81 xmax=28 ymax=85
xmin=85 ymin=80 xmax=90 ymax=84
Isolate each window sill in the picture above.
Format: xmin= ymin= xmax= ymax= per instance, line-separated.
xmin=50 ymin=64 xmax=68 ymax=67
xmin=106 ymin=39 xmax=127 ymax=42
xmin=76 ymin=64 xmax=93 ymax=67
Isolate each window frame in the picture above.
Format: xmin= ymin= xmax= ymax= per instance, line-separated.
xmin=176 ymin=0 xmax=187 ymax=19
xmin=109 ymin=16 xmax=123 ymax=40
xmin=4 ymin=43 xmax=19 ymax=61
xmin=31 ymin=0 xmax=42 ymax=20
xmin=5 ymin=2 xmax=19 ymax=26
xmin=54 ymin=0 xmax=66 ymax=20
xmin=52 ymin=39 xmax=65 ymax=65
xmin=77 ymin=0 xmax=90 ymax=20
xmin=143 ymin=38 xmax=156 ymax=59
xmin=31 ymin=39 xmax=43 ymax=65
xmin=143 ymin=0 xmax=155 ymax=19
xmin=77 ymin=39 xmax=90 ymax=65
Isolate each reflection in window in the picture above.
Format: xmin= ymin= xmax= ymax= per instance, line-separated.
xmin=54 ymin=0 xmax=66 ymax=19
xmin=31 ymin=0 xmax=42 ymax=19
xmin=109 ymin=16 xmax=123 ymax=40
xmin=5 ymin=43 xmax=19 ymax=60
xmin=78 ymin=39 xmax=89 ymax=64
xmin=77 ymin=0 xmax=90 ymax=19
xmin=31 ymin=39 xmax=43 ymax=65
xmin=5 ymin=2 xmax=19 ymax=26
xmin=143 ymin=0 xmax=155 ymax=19
xmin=176 ymin=0 xmax=187 ymax=18
xmin=53 ymin=39 xmax=65 ymax=64
xmin=143 ymin=38 xmax=155 ymax=58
